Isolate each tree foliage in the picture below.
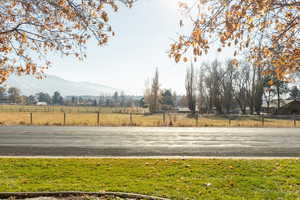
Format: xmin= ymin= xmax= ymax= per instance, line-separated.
xmin=36 ymin=92 xmax=51 ymax=104
xmin=170 ymin=0 xmax=300 ymax=79
xmin=52 ymin=91 xmax=64 ymax=105
xmin=0 ymin=0 xmax=133 ymax=83
xmin=8 ymin=87 xmax=21 ymax=104
xmin=27 ymin=95 xmax=37 ymax=105
xmin=161 ymin=89 xmax=174 ymax=106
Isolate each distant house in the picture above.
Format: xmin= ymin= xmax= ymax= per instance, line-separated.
xmin=278 ymin=100 xmax=300 ymax=115
xmin=176 ymin=107 xmax=200 ymax=113
xmin=36 ymin=102 xmax=48 ymax=106
xmin=176 ymin=107 xmax=191 ymax=113
xmin=262 ymin=99 xmax=294 ymax=114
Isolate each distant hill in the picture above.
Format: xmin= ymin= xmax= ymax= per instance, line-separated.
xmin=4 ymin=74 xmax=121 ymax=96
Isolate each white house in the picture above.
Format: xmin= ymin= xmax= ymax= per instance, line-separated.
xmin=36 ymin=102 xmax=48 ymax=106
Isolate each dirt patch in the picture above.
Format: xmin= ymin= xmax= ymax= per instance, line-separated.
xmin=5 ymin=196 xmax=134 ymax=200
xmin=0 ymin=193 xmax=168 ymax=200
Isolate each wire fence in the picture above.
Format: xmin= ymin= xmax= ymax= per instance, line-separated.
xmin=0 ymin=112 xmax=299 ymax=128
xmin=0 ymin=105 xmax=147 ymax=114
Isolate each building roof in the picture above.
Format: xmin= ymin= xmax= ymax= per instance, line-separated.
xmin=278 ymin=100 xmax=300 ymax=114
xmin=177 ymin=107 xmax=191 ymax=112
xmin=262 ymin=99 xmax=294 ymax=108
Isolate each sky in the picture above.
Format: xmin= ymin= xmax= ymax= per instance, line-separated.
xmin=47 ymin=0 xmax=235 ymax=95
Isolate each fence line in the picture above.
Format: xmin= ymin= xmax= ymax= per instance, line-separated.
xmin=0 ymin=112 xmax=299 ymax=127
xmin=0 ymin=105 xmax=147 ymax=114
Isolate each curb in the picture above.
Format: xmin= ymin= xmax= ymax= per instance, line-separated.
xmin=0 ymin=192 xmax=170 ymax=200
xmin=1 ymin=156 xmax=300 ymax=159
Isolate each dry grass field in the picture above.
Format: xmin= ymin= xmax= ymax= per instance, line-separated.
xmin=0 ymin=111 xmax=299 ymax=127
xmin=0 ymin=104 xmax=147 ymax=114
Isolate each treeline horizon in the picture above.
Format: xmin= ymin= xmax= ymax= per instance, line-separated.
xmin=0 ymin=87 xmax=144 ymax=107
xmin=144 ymin=59 xmax=300 ymax=115
xmin=1 ymin=58 xmax=300 ymax=114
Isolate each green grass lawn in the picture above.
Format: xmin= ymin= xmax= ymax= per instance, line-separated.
xmin=0 ymin=158 xmax=300 ymax=200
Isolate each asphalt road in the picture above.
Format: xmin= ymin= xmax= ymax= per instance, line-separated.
xmin=0 ymin=126 xmax=299 ymax=157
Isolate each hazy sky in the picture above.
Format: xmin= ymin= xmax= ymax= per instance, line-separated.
xmin=47 ymin=0 xmax=234 ymax=95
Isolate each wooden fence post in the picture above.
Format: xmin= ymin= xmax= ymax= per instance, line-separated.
xmin=30 ymin=113 xmax=33 ymax=125
xmin=293 ymin=114 xmax=296 ymax=127
xmin=261 ymin=114 xmax=264 ymax=127
xmin=228 ymin=118 xmax=231 ymax=127
xmin=63 ymin=112 xmax=66 ymax=126
xmin=97 ymin=112 xmax=100 ymax=126
xmin=163 ymin=112 xmax=166 ymax=125
xmin=196 ymin=113 xmax=199 ymax=126
xmin=130 ymin=113 xmax=133 ymax=125
xmin=168 ymin=113 xmax=173 ymax=126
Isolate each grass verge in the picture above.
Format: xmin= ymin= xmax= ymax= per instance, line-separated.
xmin=0 ymin=158 xmax=300 ymax=199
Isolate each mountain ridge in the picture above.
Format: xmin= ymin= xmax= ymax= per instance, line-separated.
xmin=4 ymin=74 xmax=121 ymax=97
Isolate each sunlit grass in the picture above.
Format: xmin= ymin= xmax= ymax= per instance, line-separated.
xmin=0 ymin=158 xmax=300 ymax=199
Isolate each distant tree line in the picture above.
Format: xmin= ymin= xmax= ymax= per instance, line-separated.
xmin=0 ymin=88 xmax=65 ymax=106
xmin=0 ymin=87 xmax=141 ymax=107
xmin=188 ymin=60 xmax=300 ymax=115
xmin=144 ymin=62 xmax=300 ymax=114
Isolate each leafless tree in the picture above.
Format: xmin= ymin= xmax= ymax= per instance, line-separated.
xmin=186 ymin=62 xmax=197 ymax=114
xmin=232 ymin=63 xmax=251 ymax=114
xmin=144 ymin=68 xmax=161 ymax=113
xmin=222 ymin=61 xmax=235 ymax=114
xmin=197 ymin=67 xmax=206 ymax=114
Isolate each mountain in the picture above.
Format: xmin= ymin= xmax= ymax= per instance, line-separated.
xmin=4 ymin=74 xmax=121 ymax=96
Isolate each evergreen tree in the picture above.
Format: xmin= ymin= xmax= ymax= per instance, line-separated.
xmin=161 ymin=89 xmax=174 ymax=106
xmin=27 ymin=95 xmax=37 ymax=105
xmin=52 ymin=91 xmax=64 ymax=105
xmin=36 ymin=92 xmax=52 ymax=104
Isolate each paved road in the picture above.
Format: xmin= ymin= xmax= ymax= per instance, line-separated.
xmin=0 ymin=126 xmax=299 ymax=157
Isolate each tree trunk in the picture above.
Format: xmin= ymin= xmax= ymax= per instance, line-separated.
xmin=277 ymin=86 xmax=280 ymax=113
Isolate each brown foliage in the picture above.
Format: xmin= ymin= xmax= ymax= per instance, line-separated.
xmin=0 ymin=0 xmax=133 ymax=83
xmin=170 ymin=0 xmax=300 ymax=79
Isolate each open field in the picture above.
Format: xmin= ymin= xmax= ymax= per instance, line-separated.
xmin=0 ymin=158 xmax=300 ymax=199
xmin=0 ymin=112 xmax=299 ymax=127
xmin=0 ymin=105 xmax=299 ymax=127
xmin=0 ymin=105 xmax=147 ymax=114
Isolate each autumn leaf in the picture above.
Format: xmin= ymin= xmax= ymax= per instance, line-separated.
xmin=231 ymin=59 xmax=239 ymax=66
xmin=268 ymin=80 xmax=274 ymax=86
xmin=0 ymin=0 xmax=133 ymax=83
xmin=175 ymin=54 xmax=181 ymax=63
xmin=169 ymin=0 xmax=300 ymax=79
